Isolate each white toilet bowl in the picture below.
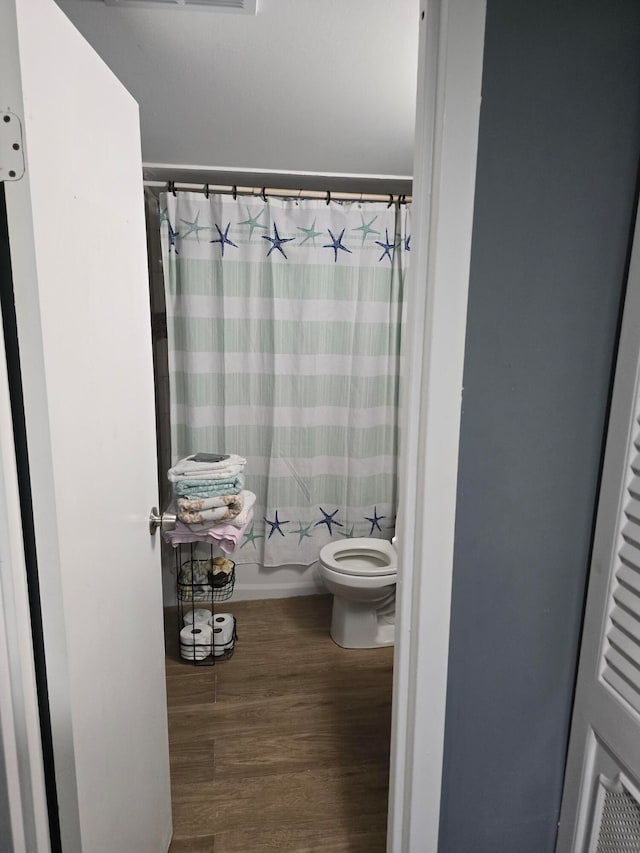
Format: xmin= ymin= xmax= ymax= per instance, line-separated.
xmin=318 ymin=538 xmax=397 ymax=649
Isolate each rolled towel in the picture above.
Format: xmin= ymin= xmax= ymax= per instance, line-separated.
xmin=178 ymin=494 xmax=242 ymax=513
xmin=178 ymin=503 xmax=241 ymax=524
xmin=230 ymin=490 xmax=256 ymax=528
xmin=177 ymin=559 xmax=214 ymax=601
xmin=185 ymin=491 xmax=256 ymax=531
xmin=168 ymin=454 xmax=247 ymax=483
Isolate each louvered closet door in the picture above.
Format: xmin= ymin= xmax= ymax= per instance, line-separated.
xmin=556 ymin=203 xmax=640 ymax=852
xmin=605 ymin=451 xmax=640 ymax=710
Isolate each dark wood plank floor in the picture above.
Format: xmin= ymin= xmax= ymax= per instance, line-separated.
xmin=165 ymin=595 xmax=393 ymax=852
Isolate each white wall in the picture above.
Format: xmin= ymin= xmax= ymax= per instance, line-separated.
xmin=55 ymin=0 xmax=418 ymax=176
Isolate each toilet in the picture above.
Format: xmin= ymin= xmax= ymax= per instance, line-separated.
xmin=318 ymin=537 xmax=398 ymax=649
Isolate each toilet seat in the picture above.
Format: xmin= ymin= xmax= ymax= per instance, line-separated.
xmin=319 ymin=562 xmax=396 ymax=591
xmin=320 ymin=537 xmax=397 ymax=577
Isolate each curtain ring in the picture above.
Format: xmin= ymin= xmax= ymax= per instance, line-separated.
xmin=169 ymin=180 xmax=176 ymax=197
xmin=204 ymin=183 xmax=209 ymax=199
xmin=297 ymin=187 xmax=302 ymax=205
xmin=262 ymin=187 xmax=267 ymax=203
xmin=326 ymin=190 xmax=331 ymax=206
xmin=387 ymin=194 xmax=394 ymax=208
xmin=232 ymin=185 xmax=237 ymax=201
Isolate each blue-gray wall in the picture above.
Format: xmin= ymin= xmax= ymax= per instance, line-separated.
xmin=439 ymin=1 xmax=640 ymax=851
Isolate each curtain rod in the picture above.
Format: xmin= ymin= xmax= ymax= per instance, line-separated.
xmin=144 ymin=181 xmax=412 ymax=204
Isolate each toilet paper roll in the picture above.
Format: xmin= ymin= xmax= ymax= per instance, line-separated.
xmin=209 ymin=613 xmax=234 ymax=646
xmin=179 ymin=622 xmax=213 ymax=661
xmin=183 ymin=608 xmax=212 ymax=627
xmin=209 ymin=613 xmax=235 ymax=656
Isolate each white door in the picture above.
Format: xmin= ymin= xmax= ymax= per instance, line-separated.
xmin=556 ymin=203 xmax=640 ymax=851
xmin=0 ymin=0 xmax=172 ymax=851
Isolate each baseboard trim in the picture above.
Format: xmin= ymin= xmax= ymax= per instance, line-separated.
xmin=231 ymin=582 xmax=324 ymax=601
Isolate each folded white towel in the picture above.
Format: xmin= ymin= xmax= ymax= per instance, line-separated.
xmin=186 ymin=491 xmax=257 ymax=531
xmin=168 ymin=454 xmax=247 ymax=483
xmin=231 ymin=490 xmax=256 ymax=527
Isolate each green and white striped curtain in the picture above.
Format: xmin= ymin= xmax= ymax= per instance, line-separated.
xmin=160 ymin=192 xmax=409 ymax=567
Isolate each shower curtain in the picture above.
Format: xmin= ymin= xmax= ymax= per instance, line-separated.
xmin=160 ymin=191 xmax=409 ymax=567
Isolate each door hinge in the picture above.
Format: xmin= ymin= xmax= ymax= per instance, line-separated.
xmin=0 ymin=112 xmax=25 ymax=182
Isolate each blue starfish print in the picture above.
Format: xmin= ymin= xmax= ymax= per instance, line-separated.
xmin=238 ymin=207 xmax=268 ymax=241
xmin=405 ymin=234 xmax=411 ymax=252
xmin=297 ymin=218 xmax=323 ymax=246
xmin=364 ymin=507 xmax=386 ymax=535
xmin=264 ymin=510 xmax=290 ymax=538
xmin=353 ymin=214 xmax=380 ymax=246
xmin=210 ymin=222 xmax=238 ymax=257
xmin=240 ymin=522 xmax=264 ymax=549
xmin=375 ymin=229 xmax=395 ymax=263
xmin=338 ymin=524 xmax=355 ymax=539
xmin=179 ymin=210 xmax=209 ymax=242
xmin=262 ymin=223 xmax=295 ymax=259
xmin=168 ymin=222 xmax=179 ymax=254
xmin=292 ymin=521 xmax=314 ymax=546
xmin=323 ymin=229 xmax=352 ymax=263
xmin=314 ymin=507 xmax=344 ymax=535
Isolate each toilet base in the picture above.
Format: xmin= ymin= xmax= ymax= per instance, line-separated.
xmin=329 ymin=595 xmax=395 ymax=649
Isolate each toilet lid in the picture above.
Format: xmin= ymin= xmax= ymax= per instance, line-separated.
xmin=320 ymin=537 xmax=397 ymax=577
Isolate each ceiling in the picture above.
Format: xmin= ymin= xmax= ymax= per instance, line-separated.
xmin=55 ymin=0 xmax=419 ymax=177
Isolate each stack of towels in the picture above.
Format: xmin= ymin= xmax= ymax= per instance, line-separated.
xmin=164 ymin=453 xmax=256 ymax=554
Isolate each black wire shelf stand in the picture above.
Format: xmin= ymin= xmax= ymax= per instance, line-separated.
xmin=175 ymin=542 xmax=237 ymax=666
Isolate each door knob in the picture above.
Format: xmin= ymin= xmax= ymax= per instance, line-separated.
xmin=149 ymin=506 xmax=177 ymax=536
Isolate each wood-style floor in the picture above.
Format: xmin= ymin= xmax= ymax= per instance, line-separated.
xmin=165 ymin=595 xmax=393 ymax=852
